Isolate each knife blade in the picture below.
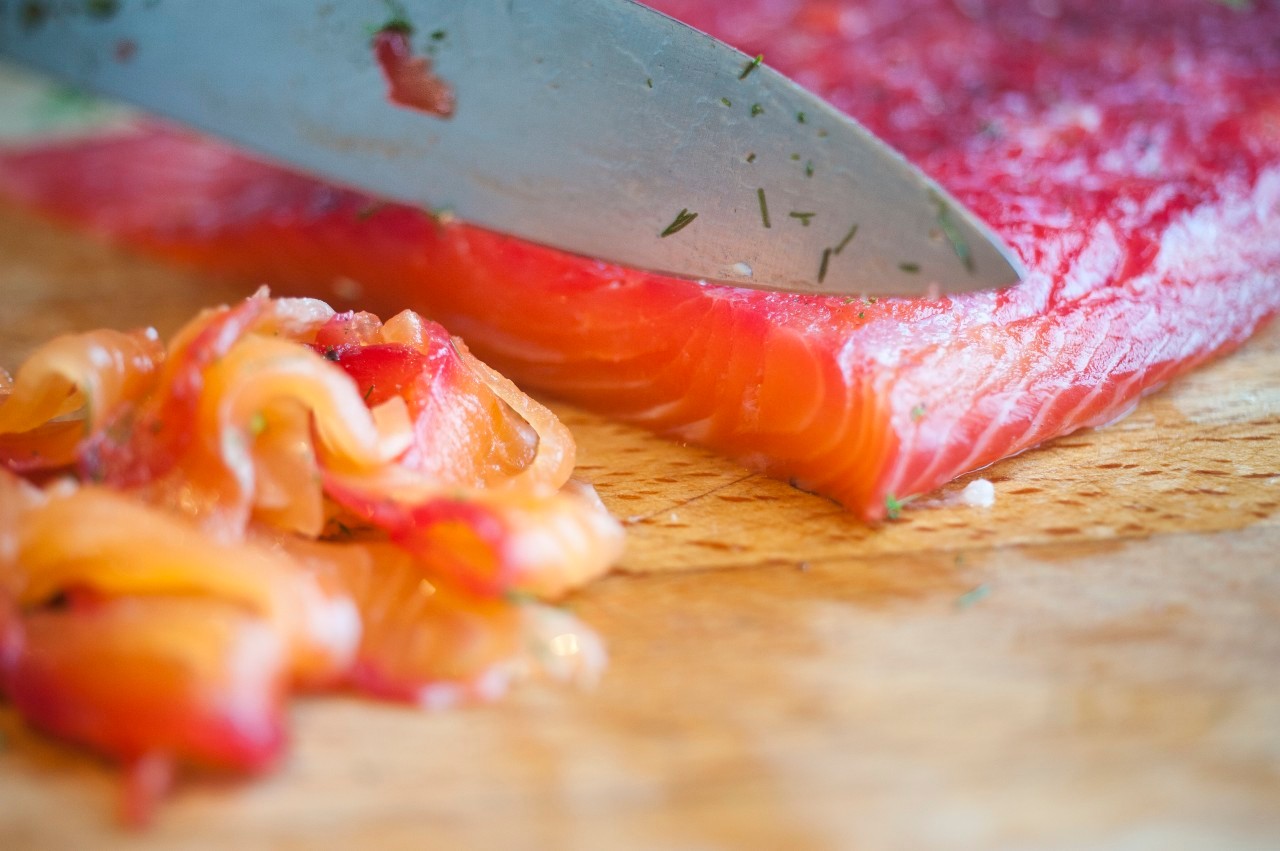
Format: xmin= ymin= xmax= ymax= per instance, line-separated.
xmin=0 ymin=0 xmax=1025 ymax=297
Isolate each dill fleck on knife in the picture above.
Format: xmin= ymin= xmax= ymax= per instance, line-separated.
xmin=834 ymin=223 xmax=859 ymax=255
xmin=929 ymin=190 xmax=976 ymax=273
xmin=374 ymin=0 xmax=413 ymax=34
xmin=739 ymin=54 xmax=764 ymax=80
xmin=660 ymin=208 xmax=698 ymax=238
xmin=756 ymin=188 xmax=771 ymax=228
xmin=818 ymin=247 xmax=832 ymax=283
xmin=789 ymin=211 xmax=816 ymax=227
xmin=85 ymin=0 xmax=120 ymax=20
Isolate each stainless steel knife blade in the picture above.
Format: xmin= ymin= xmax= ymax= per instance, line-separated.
xmin=0 ymin=0 xmax=1025 ymax=297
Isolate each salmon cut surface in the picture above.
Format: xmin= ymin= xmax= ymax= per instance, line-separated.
xmin=2 ymin=0 xmax=1279 ymax=519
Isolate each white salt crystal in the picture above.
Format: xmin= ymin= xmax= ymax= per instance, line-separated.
xmin=961 ymin=478 xmax=996 ymax=508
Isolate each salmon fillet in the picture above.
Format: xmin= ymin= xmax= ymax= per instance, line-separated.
xmin=2 ymin=0 xmax=1277 ymax=519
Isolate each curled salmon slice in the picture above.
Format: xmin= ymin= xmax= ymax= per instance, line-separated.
xmin=15 ymin=486 xmax=360 ymax=686
xmin=290 ymin=540 xmax=604 ymax=707
xmin=0 ymin=291 xmax=621 ymax=822
xmin=325 ymin=473 xmax=623 ymax=600
xmin=6 ymin=596 xmax=288 ymax=825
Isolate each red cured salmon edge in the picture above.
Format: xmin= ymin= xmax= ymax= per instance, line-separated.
xmin=1 ymin=0 xmax=1278 ymax=519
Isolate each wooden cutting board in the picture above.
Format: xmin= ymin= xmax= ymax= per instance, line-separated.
xmin=1 ymin=205 xmax=1278 ymax=850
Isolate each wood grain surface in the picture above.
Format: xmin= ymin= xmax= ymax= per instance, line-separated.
xmin=1 ymin=205 xmax=1278 ymax=850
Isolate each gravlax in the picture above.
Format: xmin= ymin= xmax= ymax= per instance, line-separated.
xmin=1 ymin=0 xmax=1277 ymax=518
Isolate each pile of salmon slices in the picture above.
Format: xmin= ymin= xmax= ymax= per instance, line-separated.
xmin=0 ymin=291 xmax=622 ymax=822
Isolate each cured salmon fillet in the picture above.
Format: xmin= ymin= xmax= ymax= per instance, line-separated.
xmin=1 ymin=0 xmax=1278 ymax=519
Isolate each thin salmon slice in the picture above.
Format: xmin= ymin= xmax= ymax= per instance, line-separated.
xmin=2 ymin=0 xmax=1278 ymax=519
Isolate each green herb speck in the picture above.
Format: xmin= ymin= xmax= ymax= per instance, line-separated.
xmin=929 ymin=190 xmax=976 ymax=274
xmin=746 ymin=152 xmax=756 ymax=163
xmin=805 ymin=160 xmax=814 ymax=178
xmin=84 ymin=0 xmax=119 ymax=19
xmin=789 ymin=211 xmax=816 ymax=227
xmin=834 ymin=223 xmax=859 ymax=255
xmin=720 ymin=97 xmax=732 ymax=107
xmin=429 ymin=28 xmax=447 ymax=40
xmin=377 ymin=17 xmax=413 ymax=35
xmin=750 ymin=103 xmax=764 ymax=117
xmin=375 ymin=0 xmax=413 ymax=35
xmin=646 ymin=77 xmax=653 ymax=88
xmin=790 ymin=153 xmax=801 ymax=161
xmin=248 ymin=411 xmax=268 ymax=436
xmin=885 ymin=493 xmax=904 ymax=520
xmin=797 ymin=111 xmax=807 ymax=124
xmin=818 ymin=247 xmax=832 ymax=284
xmin=910 ymin=403 xmax=927 ymax=421
xmin=756 ymin=188 xmax=771 ymax=229
xmin=899 ymin=262 xmax=921 ymax=273
xmin=738 ymin=53 xmax=763 ymax=80
xmin=660 ymin=208 xmax=698 ymax=238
